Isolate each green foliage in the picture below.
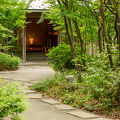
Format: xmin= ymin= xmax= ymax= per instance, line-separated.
xmin=0 ymin=0 xmax=31 ymax=52
xmin=0 ymin=52 xmax=20 ymax=71
xmin=81 ymin=56 xmax=120 ymax=109
xmin=11 ymin=115 xmax=23 ymax=120
xmin=48 ymin=43 xmax=74 ymax=71
xmin=31 ymin=73 xmax=66 ymax=93
xmin=35 ymin=0 xmax=120 ymax=118
xmin=82 ymin=69 xmax=120 ymax=109
xmin=31 ymin=65 xmax=120 ymax=117
xmin=42 ymin=0 xmax=120 ymax=71
xmin=47 ymin=43 xmax=91 ymax=71
xmin=0 ymin=80 xmax=28 ymax=119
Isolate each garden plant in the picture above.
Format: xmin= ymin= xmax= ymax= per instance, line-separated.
xmin=32 ymin=0 xmax=120 ymax=119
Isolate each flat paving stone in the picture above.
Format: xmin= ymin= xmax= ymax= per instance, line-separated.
xmin=24 ymin=83 xmax=32 ymax=87
xmin=66 ymin=110 xmax=99 ymax=119
xmin=0 ymin=66 xmax=55 ymax=82
xmin=54 ymin=104 xmax=75 ymax=110
xmin=24 ymin=90 xmax=37 ymax=94
xmin=20 ymin=86 xmax=29 ymax=90
xmin=24 ymin=99 xmax=84 ymax=120
xmin=28 ymin=93 xmax=42 ymax=99
xmin=4 ymin=117 xmax=10 ymax=120
xmin=41 ymin=98 xmax=60 ymax=105
xmin=20 ymin=83 xmax=32 ymax=90
xmin=92 ymin=118 xmax=113 ymax=120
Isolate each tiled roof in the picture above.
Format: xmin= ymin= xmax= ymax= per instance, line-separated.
xmin=29 ymin=0 xmax=49 ymax=9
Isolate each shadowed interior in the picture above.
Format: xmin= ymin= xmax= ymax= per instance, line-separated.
xmin=26 ymin=13 xmax=58 ymax=52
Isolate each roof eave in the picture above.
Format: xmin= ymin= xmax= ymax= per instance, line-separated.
xmin=28 ymin=9 xmax=47 ymax=13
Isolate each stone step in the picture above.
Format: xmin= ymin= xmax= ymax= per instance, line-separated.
xmin=27 ymin=59 xmax=48 ymax=61
xmin=20 ymin=63 xmax=49 ymax=66
xmin=66 ymin=110 xmax=99 ymax=119
xmin=40 ymin=98 xmax=61 ymax=105
xmin=27 ymin=57 xmax=47 ymax=59
xmin=27 ymin=93 xmax=42 ymax=99
xmin=54 ymin=104 xmax=75 ymax=111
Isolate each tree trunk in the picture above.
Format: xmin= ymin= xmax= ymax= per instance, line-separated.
xmin=73 ymin=19 xmax=86 ymax=67
xmin=68 ymin=18 xmax=82 ymax=81
xmin=98 ymin=26 xmax=103 ymax=52
xmin=57 ymin=0 xmax=82 ymax=81
xmin=99 ymin=0 xmax=113 ymax=68
xmin=113 ymin=0 xmax=120 ymax=67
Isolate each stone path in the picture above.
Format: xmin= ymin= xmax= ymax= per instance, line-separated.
xmin=0 ymin=64 xmax=113 ymax=120
xmin=0 ymin=65 xmax=54 ymax=83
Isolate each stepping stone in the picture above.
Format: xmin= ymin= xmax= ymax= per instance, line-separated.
xmin=27 ymin=93 xmax=42 ymax=99
xmin=66 ymin=110 xmax=99 ymax=119
xmin=54 ymin=104 xmax=75 ymax=110
xmin=24 ymin=90 xmax=37 ymax=94
xmin=92 ymin=118 xmax=113 ymax=120
xmin=21 ymin=83 xmax=32 ymax=89
xmin=25 ymin=83 xmax=32 ymax=87
xmin=40 ymin=98 xmax=60 ymax=105
xmin=20 ymin=86 xmax=29 ymax=90
xmin=4 ymin=117 xmax=10 ymax=120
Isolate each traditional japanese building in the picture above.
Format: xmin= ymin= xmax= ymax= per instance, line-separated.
xmin=20 ymin=0 xmax=61 ymax=62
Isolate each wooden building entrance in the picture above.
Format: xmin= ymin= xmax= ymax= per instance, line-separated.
xmin=22 ymin=10 xmax=61 ymax=63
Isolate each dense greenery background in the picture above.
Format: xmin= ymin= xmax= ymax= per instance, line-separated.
xmin=0 ymin=0 xmax=30 ymax=119
xmin=0 ymin=0 xmax=31 ymax=70
xmin=0 ymin=0 xmax=120 ymax=119
xmin=0 ymin=0 xmax=31 ymax=53
xmin=33 ymin=0 xmax=120 ymax=118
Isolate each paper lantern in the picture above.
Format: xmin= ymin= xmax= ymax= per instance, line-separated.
xmin=29 ymin=38 xmax=34 ymax=45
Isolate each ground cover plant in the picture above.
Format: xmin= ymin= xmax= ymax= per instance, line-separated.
xmin=31 ymin=53 xmax=120 ymax=119
xmin=0 ymin=80 xmax=28 ymax=120
xmin=36 ymin=0 xmax=120 ymax=118
xmin=0 ymin=52 xmax=20 ymax=71
xmin=31 ymin=70 xmax=120 ymax=119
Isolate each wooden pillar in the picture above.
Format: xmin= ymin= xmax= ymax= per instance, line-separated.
xmin=22 ymin=27 xmax=26 ymax=63
xmin=57 ymin=29 xmax=61 ymax=45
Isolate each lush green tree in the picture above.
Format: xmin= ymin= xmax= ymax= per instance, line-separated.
xmin=0 ymin=0 xmax=31 ymax=52
xmin=41 ymin=0 xmax=120 ymax=80
xmin=35 ymin=0 xmax=120 ymax=117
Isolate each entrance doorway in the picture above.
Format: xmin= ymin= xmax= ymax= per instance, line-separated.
xmin=22 ymin=12 xmax=60 ymax=62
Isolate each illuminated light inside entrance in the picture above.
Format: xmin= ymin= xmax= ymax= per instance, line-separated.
xmin=29 ymin=38 xmax=34 ymax=45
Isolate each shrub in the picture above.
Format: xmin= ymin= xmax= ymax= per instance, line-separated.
xmin=47 ymin=43 xmax=74 ymax=71
xmin=0 ymin=80 xmax=28 ymax=119
xmin=82 ymin=67 xmax=120 ymax=110
xmin=31 ymin=69 xmax=120 ymax=118
xmin=31 ymin=73 xmax=66 ymax=93
xmin=0 ymin=52 xmax=20 ymax=71
xmin=47 ymin=43 xmax=90 ymax=71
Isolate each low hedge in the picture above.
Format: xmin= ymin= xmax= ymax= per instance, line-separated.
xmin=0 ymin=52 xmax=20 ymax=71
